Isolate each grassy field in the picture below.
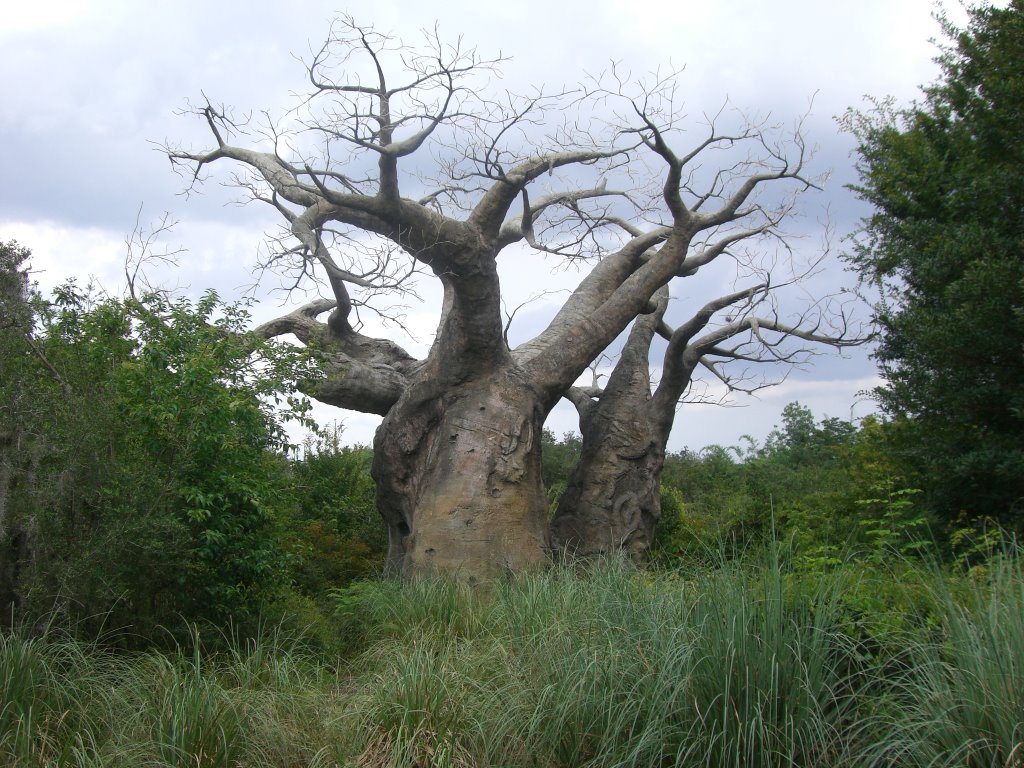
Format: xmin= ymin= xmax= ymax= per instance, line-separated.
xmin=2 ymin=552 xmax=1022 ymax=767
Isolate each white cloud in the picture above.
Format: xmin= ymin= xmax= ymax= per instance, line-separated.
xmin=0 ymin=0 xmax=92 ymax=37
xmin=0 ymin=220 xmax=125 ymax=294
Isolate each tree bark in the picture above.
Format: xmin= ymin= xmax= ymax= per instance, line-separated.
xmin=550 ymin=413 xmax=668 ymax=561
xmin=550 ymin=291 xmax=671 ymax=559
xmin=373 ymin=366 xmax=550 ymax=579
xmin=551 ymin=274 xmax=862 ymax=560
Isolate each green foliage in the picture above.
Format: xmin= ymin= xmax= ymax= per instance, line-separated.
xmin=844 ymin=2 xmax=1024 ymax=529
xmin=857 ymin=483 xmax=927 ymax=559
xmin=284 ymin=426 xmax=386 ymax=597
xmin=655 ymin=403 xmax=930 ymax=567
xmin=0 ymin=634 xmax=56 ymax=762
xmin=109 ymin=290 xmax=309 ymax=624
xmin=682 ymin=553 xmax=857 ymax=767
xmin=0 ymin=241 xmax=34 ymax=336
xmin=0 ymin=242 xmax=38 ymax=617
xmin=811 ymin=559 xmax=948 ymax=678
xmin=1 ymin=249 xmax=317 ymax=639
xmin=658 ymin=443 xmax=764 ymax=556
xmin=541 ymin=428 xmax=582 ymax=510
xmin=948 ymin=515 xmax=1009 ymax=568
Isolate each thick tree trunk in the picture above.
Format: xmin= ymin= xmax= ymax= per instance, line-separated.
xmin=550 ymin=291 xmax=671 ymax=560
xmin=550 ymin=409 xmax=667 ymax=560
xmin=170 ymin=27 xmax=818 ymax=577
xmin=372 ymin=367 xmax=550 ymax=580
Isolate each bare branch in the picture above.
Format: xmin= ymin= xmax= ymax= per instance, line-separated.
xmin=502 ymin=287 xmax=570 ymax=347
xmin=123 ymin=206 xmax=186 ymax=301
xmin=251 ymin=298 xmax=335 ymax=344
xmin=651 ymin=281 xmax=868 ymax=412
xmin=162 ymin=14 xmax=836 ymax=434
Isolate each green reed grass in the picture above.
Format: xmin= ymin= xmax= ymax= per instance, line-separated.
xmin=868 ymin=554 xmax=1024 ymax=768
xmin=0 ymin=631 xmax=121 ymax=766
xmin=3 ymin=550 xmax=1022 ymax=767
xmin=337 ymin=553 xmax=872 ymax=767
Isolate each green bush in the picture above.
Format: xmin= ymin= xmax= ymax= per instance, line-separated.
xmin=284 ymin=435 xmax=386 ymax=598
xmin=1 ymin=271 xmax=316 ymax=641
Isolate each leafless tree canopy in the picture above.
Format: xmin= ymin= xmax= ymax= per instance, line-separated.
xmin=163 ymin=16 xmax=849 ymax=414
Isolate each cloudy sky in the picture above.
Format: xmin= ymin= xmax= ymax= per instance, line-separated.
xmin=0 ymin=0 xmax=955 ymax=451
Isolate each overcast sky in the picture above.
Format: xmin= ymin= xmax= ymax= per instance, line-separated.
xmin=0 ymin=0 xmax=956 ymax=452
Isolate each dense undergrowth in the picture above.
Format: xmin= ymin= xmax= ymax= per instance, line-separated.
xmin=2 ymin=552 xmax=1022 ymax=768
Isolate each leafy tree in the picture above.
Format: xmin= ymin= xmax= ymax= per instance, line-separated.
xmin=0 ymin=241 xmax=40 ymax=616
xmin=1 ymin=255 xmax=315 ymax=638
xmin=540 ymin=429 xmax=582 ymax=511
xmin=652 ymin=403 xmax=925 ymax=566
xmin=0 ymin=241 xmax=34 ymax=336
xmin=763 ymin=402 xmax=856 ymax=466
xmin=110 ymin=290 xmax=309 ymax=624
xmin=844 ymin=2 xmax=1024 ymax=529
xmin=656 ymin=446 xmax=760 ymax=560
xmin=761 ymin=411 xmax=925 ymax=565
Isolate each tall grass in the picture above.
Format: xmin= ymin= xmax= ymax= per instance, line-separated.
xmin=2 ymin=551 xmax=1022 ymax=767
xmin=677 ymin=554 xmax=858 ymax=767
xmin=337 ymin=553 xmax=868 ymax=767
xmin=869 ymin=554 xmax=1024 ymax=768
xmin=0 ymin=624 xmax=342 ymax=767
xmin=0 ymin=631 xmax=117 ymax=766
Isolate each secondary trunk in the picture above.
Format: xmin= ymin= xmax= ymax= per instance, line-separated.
xmin=372 ymin=367 xmax=550 ymax=580
xmin=550 ymin=407 xmax=668 ymax=560
xmin=550 ymin=291 xmax=671 ymax=560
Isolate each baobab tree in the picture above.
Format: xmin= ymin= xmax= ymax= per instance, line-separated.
xmin=165 ymin=16 xmax=823 ymax=578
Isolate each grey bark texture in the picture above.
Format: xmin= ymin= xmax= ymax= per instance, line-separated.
xmin=374 ymin=368 xmax=550 ymax=578
xmin=551 ymin=290 xmax=671 ymax=559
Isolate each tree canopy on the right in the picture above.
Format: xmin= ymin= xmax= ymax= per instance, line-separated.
xmin=845 ymin=1 xmax=1024 ymax=529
